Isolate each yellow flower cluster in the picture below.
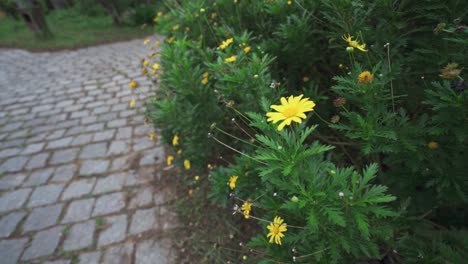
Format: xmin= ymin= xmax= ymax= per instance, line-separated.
xmin=219 ymin=38 xmax=234 ymax=50
xmin=224 ymin=56 xmax=237 ymax=63
xmin=201 ymin=72 xmax=209 ymax=85
xmin=228 ymin=175 xmax=238 ymax=190
xmin=358 ymin=71 xmax=374 ymax=84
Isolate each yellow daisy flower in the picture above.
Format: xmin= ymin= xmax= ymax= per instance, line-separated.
xmin=358 ymin=71 xmax=374 ymax=84
xmin=143 ymin=60 xmax=150 ymax=66
xmin=224 ymin=56 xmax=237 ymax=63
xmin=194 ymin=175 xmax=200 ymax=181
xmin=241 ymin=201 xmax=252 ymax=219
xmin=184 ymin=159 xmax=191 ymax=170
xmin=243 ymin=46 xmax=251 ymax=54
xmin=172 ymin=24 xmax=180 ymax=31
xmin=342 ymin=34 xmax=368 ymax=52
xmin=143 ymin=39 xmax=150 ymax=45
xmin=129 ymin=80 xmax=138 ymax=89
xmin=129 ymin=99 xmax=136 ymax=108
xmin=172 ymin=134 xmax=179 ymax=146
xmin=219 ymin=38 xmax=234 ymax=50
xmin=201 ymin=78 xmax=209 ymax=85
xmin=177 ymin=149 xmax=182 ymax=155
xmin=152 ymin=63 xmax=160 ymax=71
xmin=266 ymin=94 xmax=316 ymax=131
xmin=428 ymin=141 xmax=439 ymax=150
xmin=266 ymin=216 xmax=287 ymax=245
xmin=149 ymin=133 xmax=156 ymax=140
xmin=166 ymin=155 xmax=174 ymax=165
xmin=228 ymin=176 xmax=238 ymax=190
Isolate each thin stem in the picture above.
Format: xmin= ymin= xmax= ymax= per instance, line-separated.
xmin=314 ymin=112 xmax=332 ymax=125
xmin=386 ymin=43 xmax=395 ymax=113
xmin=215 ymin=127 xmax=257 ymax=148
xmin=232 ymin=119 xmax=256 ymax=141
xmin=295 ymin=247 xmax=329 ymax=259
xmin=209 ymin=134 xmax=267 ymax=165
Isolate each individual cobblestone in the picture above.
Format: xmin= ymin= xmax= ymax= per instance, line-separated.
xmin=129 ymin=208 xmax=157 ymax=235
xmin=23 ymin=204 xmax=63 ymax=232
xmin=21 ymin=226 xmax=62 ymax=260
xmin=97 ymin=214 xmax=127 ymax=247
xmin=92 ymin=173 xmax=126 ymax=194
xmin=92 ymin=192 xmax=126 ymax=216
xmin=61 ymin=178 xmax=96 ymax=200
xmin=0 ymin=238 xmax=28 ymax=264
xmin=23 ymin=168 xmax=54 ymax=187
xmin=79 ymin=160 xmax=109 ymax=176
xmin=62 ymin=198 xmax=95 ymax=223
xmin=63 ymin=220 xmax=95 ymax=251
xmin=27 ymin=184 xmax=65 ymax=207
xmin=0 ymin=188 xmax=32 ymax=213
xmin=0 ymin=173 xmax=27 ymax=190
xmin=78 ymin=251 xmax=101 ymax=264
xmin=0 ymin=211 xmax=27 ymax=238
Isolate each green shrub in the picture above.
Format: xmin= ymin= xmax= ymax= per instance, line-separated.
xmin=144 ymin=0 xmax=468 ymax=262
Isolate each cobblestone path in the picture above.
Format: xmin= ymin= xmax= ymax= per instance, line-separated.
xmin=0 ymin=38 xmax=177 ymax=264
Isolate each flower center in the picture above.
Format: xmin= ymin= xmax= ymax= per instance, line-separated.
xmin=283 ymin=106 xmax=298 ymax=118
xmin=271 ymin=224 xmax=280 ymax=235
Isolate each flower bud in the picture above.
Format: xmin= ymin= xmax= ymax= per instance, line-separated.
xmin=346 ymin=47 xmax=354 ymax=53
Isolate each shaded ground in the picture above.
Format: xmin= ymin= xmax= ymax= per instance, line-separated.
xmin=0 ymin=36 xmax=177 ymax=264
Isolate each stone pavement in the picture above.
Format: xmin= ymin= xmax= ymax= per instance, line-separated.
xmin=0 ymin=37 xmax=178 ymax=264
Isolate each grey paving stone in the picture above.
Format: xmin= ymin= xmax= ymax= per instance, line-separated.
xmin=51 ymin=164 xmax=77 ymax=182
xmin=107 ymin=140 xmax=129 ymax=156
xmin=25 ymin=152 xmax=49 ymax=170
xmin=98 ymin=214 xmax=127 ymax=247
xmin=80 ymin=142 xmax=108 ymax=159
xmin=134 ymin=125 xmax=152 ymax=136
xmin=0 ymin=148 xmax=21 ymax=159
xmin=129 ymin=208 xmax=157 ymax=235
xmin=61 ymin=178 xmax=96 ymax=200
xmin=63 ymin=220 xmax=95 ymax=251
xmin=21 ymin=226 xmax=62 ymax=260
xmin=124 ymin=168 xmax=154 ymax=187
xmin=0 ymin=211 xmax=27 ymax=238
xmin=50 ymin=148 xmax=79 ymax=165
xmin=23 ymin=204 xmax=63 ymax=232
xmin=0 ymin=156 xmax=29 ymax=173
xmin=92 ymin=129 xmax=115 ymax=142
xmin=0 ymin=238 xmax=28 ymax=264
xmin=129 ymin=187 xmax=153 ymax=209
xmin=133 ymin=137 xmax=154 ymax=151
xmin=23 ymin=168 xmax=54 ymax=187
xmin=135 ymin=239 xmax=171 ymax=264
xmin=79 ymin=160 xmax=109 ymax=176
xmin=43 ymin=260 xmax=71 ymax=264
xmin=85 ymin=123 xmax=104 ymax=132
xmin=22 ymin=142 xmax=45 ymax=154
xmin=47 ymin=129 xmax=66 ymax=140
xmin=110 ymin=155 xmax=132 ymax=171
xmin=140 ymin=147 xmax=165 ymax=166
xmin=115 ymin=127 xmax=132 ymax=139
xmin=0 ymin=188 xmax=32 ymax=213
xmin=78 ymin=251 xmax=101 ymax=264
xmin=102 ymin=242 xmax=134 ymax=264
xmin=62 ymin=198 xmax=95 ymax=223
xmin=71 ymin=134 xmax=93 ymax=146
xmin=0 ymin=173 xmax=27 ymax=191
xmin=92 ymin=192 xmax=126 ymax=217
xmin=107 ymin=119 xmax=127 ymax=128
xmin=27 ymin=184 xmax=65 ymax=207
xmin=92 ymin=173 xmax=126 ymax=194
xmin=47 ymin=137 xmax=73 ymax=149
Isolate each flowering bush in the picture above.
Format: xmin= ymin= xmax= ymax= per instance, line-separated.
xmin=143 ymin=0 xmax=467 ymax=263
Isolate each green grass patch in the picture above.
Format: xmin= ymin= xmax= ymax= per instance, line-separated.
xmin=0 ymin=8 xmax=152 ymax=51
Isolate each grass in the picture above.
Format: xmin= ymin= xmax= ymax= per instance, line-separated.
xmin=0 ymin=8 xmax=153 ymax=51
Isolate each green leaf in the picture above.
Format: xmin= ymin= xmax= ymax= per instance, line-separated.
xmin=322 ymin=207 xmax=346 ymax=227
xmin=307 ymin=209 xmax=319 ymax=232
xmin=353 ymin=212 xmax=370 ymax=240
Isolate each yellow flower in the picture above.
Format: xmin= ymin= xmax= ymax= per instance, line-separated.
xmin=177 ymin=149 xmax=182 ymax=155
xmin=266 ymin=94 xmax=316 ymax=131
xmin=172 ymin=134 xmax=179 ymax=146
xmin=428 ymin=141 xmax=439 ymax=150
xmin=194 ymin=175 xmax=200 ymax=181
xmin=141 ymin=68 xmax=148 ymax=75
xmin=244 ymin=46 xmax=251 ymax=54
xmin=157 ymin=11 xmax=163 ymax=17
xmin=201 ymin=78 xmax=209 ymax=85
xmin=342 ymin=34 xmax=368 ymax=52
xmin=149 ymin=133 xmax=156 ymax=140
xmin=224 ymin=56 xmax=237 ymax=63
xmin=303 ymin=76 xmax=309 ymax=82
xmin=143 ymin=39 xmax=150 ymax=45
xmin=241 ymin=201 xmax=252 ymax=219
xmin=439 ymin=63 xmax=462 ymax=80
xmin=129 ymin=80 xmax=138 ymax=89
xmin=129 ymin=99 xmax=136 ymax=108
xmin=166 ymin=155 xmax=174 ymax=165
xmin=167 ymin=36 xmax=176 ymax=43
xmin=188 ymin=189 xmax=193 ymax=196
xmin=207 ymin=164 xmax=213 ymax=170
xmin=184 ymin=27 xmax=190 ymax=32
xmin=155 ymin=41 xmax=161 ymax=47
xmin=172 ymin=24 xmax=180 ymax=31
xmin=184 ymin=159 xmax=191 ymax=170
xmin=152 ymin=63 xmax=160 ymax=71
xmin=228 ymin=176 xmax=238 ymax=190
xmin=200 ymin=8 xmax=205 ymax=12
xmin=358 ymin=71 xmax=374 ymax=84
xmin=219 ymin=38 xmax=234 ymax=50
xmin=143 ymin=60 xmax=150 ymax=66
xmin=203 ymin=72 xmax=209 ymax=78
xmin=288 ymin=0 xmax=292 ymax=5
xmin=266 ymin=216 xmax=287 ymax=245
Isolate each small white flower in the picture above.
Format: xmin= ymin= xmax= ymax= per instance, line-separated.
xmin=273 ymin=192 xmax=277 ymax=197
xmin=339 ymin=192 xmax=344 ymax=198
